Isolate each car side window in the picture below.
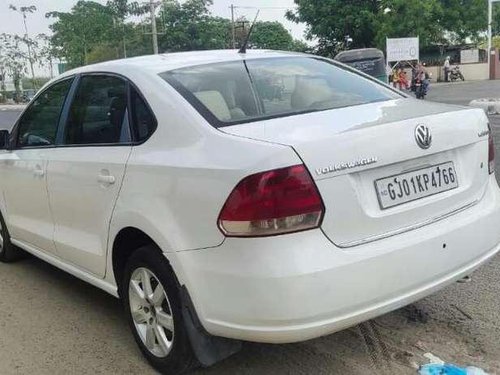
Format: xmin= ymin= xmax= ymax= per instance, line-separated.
xmin=130 ymin=87 xmax=157 ymax=142
xmin=64 ymin=75 xmax=130 ymax=145
xmin=16 ymin=78 xmax=73 ymax=148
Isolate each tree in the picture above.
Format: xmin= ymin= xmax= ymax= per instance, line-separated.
xmin=106 ymin=0 xmax=148 ymax=57
xmin=373 ymin=0 xmax=445 ymax=48
xmin=9 ymin=5 xmax=37 ymax=86
xmin=286 ymin=0 xmax=379 ymax=56
xmin=47 ymin=1 xmax=116 ymax=68
xmin=440 ymin=0 xmax=487 ymax=44
xmin=250 ymin=21 xmax=294 ymax=50
xmin=287 ymin=0 xmax=491 ymax=56
xmin=37 ymin=33 xmax=57 ymax=78
xmin=158 ymin=0 xmax=229 ymax=52
xmin=0 ymin=34 xmax=27 ymax=97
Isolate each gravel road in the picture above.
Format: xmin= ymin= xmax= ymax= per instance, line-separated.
xmin=0 ymin=80 xmax=500 ymax=374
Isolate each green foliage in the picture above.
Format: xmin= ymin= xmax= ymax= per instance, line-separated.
xmin=47 ymin=1 xmax=116 ymax=68
xmin=157 ymin=0 xmax=231 ymax=51
xmin=287 ymin=0 xmax=496 ymax=56
xmin=287 ymin=0 xmax=379 ymax=56
xmin=250 ymin=21 xmax=294 ymax=50
xmin=373 ymin=0 xmax=446 ymax=48
xmin=22 ymin=77 xmax=50 ymax=90
xmin=46 ymin=0 xmax=302 ymax=66
xmin=0 ymin=34 xmax=27 ymax=94
xmin=440 ymin=0 xmax=487 ymax=43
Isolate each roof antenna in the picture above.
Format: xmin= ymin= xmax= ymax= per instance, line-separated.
xmin=238 ymin=10 xmax=260 ymax=54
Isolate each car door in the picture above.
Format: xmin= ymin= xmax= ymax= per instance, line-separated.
xmin=0 ymin=78 xmax=74 ymax=254
xmin=46 ymin=74 xmax=132 ymax=277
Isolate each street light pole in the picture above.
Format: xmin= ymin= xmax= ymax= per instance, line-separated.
xmin=230 ymin=4 xmax=236 ymax=49
xmin=489 ymin=0 xmax=492 ymax=67
xmin=150 ymin=0 xmax=159 ymax=54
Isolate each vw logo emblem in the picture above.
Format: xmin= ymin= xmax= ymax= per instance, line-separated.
xmin=415 ymin=124 xmax=432 ymax=149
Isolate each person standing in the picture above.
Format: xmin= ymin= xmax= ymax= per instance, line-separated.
xmin=399 ymin=70 xmax=409 ymax=90
xmin=392 ymin=68 xmax=400 ymax=88
xmin=444 ymin=56 xmax=450 ymax=82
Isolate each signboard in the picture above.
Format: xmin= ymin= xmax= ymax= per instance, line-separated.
xmin=386 ymin=37 xmax=419 ymax=62
xmin=460 ymin=49 xmax=479 ymax=64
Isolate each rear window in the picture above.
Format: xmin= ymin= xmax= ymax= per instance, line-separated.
xmin=160 ymin=57 xmax=400 ymax=128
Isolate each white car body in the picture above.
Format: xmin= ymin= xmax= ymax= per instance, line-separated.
xmin=1 ymin=50 xmax=499 ymax=349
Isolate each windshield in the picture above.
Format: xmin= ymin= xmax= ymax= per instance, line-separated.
xmin=160 ymin=56 xmax=401 ymax=128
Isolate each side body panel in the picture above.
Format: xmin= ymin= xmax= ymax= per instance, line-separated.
xmin=0 ymin=149 xmax=56 ymax=254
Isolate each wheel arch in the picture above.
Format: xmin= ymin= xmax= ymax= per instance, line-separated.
xmin=111 ymin=226 xmax=165 ymax=297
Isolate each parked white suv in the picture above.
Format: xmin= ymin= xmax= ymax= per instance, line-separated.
xmin=1 ymin=50 xmax=499 ymax=374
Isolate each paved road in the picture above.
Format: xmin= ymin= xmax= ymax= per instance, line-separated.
xmin=427 ymin=80 xmax=500 ymax=106
xmin=0 ymin=108 xmax=21 ymax=130
xmin=1 ymin=81 xmax=500 ymax=374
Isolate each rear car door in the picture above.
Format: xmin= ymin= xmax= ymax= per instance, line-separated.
xmin=46 ymin=74 xmax=132 ymax=277
xmin=0 ymin=78 xmax=74 ymax=254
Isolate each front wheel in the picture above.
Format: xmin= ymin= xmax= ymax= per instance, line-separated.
xmin=123 ymin=246 xmax=197 ymax=374
xmin=0 ymin=212 xmax=22 ymax=263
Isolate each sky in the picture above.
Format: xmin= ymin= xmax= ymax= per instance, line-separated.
xmin=0 ymin=0 xmax=308 ymax=77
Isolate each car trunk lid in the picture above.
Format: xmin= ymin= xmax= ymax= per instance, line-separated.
xmin=221 ymin=99 xmax=490 ymax=247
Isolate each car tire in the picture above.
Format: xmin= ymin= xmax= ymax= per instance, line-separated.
xmin=123 ymin=245 xmax=198 ymax=375
xmin=0 ymin=212 xmax=22 ymax=263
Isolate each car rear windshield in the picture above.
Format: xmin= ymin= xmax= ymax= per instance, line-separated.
xmin=160 ymin=56 xmax=401 ymax=128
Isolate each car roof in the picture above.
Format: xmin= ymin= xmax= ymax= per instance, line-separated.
xmin=59 ymin=49 xmax=306 ymax=78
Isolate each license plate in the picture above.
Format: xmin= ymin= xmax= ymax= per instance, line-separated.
xmin=375 ymin=162 xmax=458 ymax=209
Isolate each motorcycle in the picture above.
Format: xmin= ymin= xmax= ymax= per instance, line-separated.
xmin=415 ymin=78 xmax=426 ymax=99
xmin=449 ymin=66 xmax=465 ymax=82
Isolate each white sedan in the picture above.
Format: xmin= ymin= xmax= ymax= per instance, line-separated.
xmin=0 ymin=50 xmax=499 ymax=374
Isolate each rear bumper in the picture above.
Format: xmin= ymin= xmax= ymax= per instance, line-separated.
xmin=174 ymin=175 xmax=500 ymax=344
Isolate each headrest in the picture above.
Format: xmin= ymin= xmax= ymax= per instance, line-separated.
xmin=194 ymin=90 xmax=231 ymax=121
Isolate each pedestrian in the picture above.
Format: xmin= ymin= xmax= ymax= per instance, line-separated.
xmin=399 ymin=70 xmax=409 ymax=90
xmin=416 ymin=63 xmax=430 ymax=95
xmin=444 ymin=56 xmax=450 ymax=82
xmin=392 ymin=68 xmax=401 ymax=89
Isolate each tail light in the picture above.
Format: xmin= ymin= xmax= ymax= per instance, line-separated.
xmin=489 ymin=124 xmax=495 ymax=174
xmin=218 ymin=165 xmax=324 ymax=237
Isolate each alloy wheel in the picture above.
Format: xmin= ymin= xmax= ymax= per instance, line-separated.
xmin=128 ymin=267 xmax=175 ymax=358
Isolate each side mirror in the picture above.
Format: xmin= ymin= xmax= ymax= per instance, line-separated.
xmin=0 ymin=130 xmax=10 ymax=150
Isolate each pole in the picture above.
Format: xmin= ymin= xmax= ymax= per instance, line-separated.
xmin=150 ymin=0 xmax=158 ymax=54
xmin=22 ymin=11 xmax=36 ymax=89
xmin=231 ymin=4 xmax=236 ymax=49
xmin=488 ymin=0 xmax=492 ymax=67
xmin=122 ymin=22 xmax=127 ymax=58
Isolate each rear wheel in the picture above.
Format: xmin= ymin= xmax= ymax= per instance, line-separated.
xmin=0 ymin=212 xmax=22 ymax=263
xmin=123 ymin=246 xmax=197 ymax=374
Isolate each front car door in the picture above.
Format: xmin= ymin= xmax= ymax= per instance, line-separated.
xmin=46 ymin=74 xmax=132 ymax=277
xmin=0 ymin=78 xmax=74 ymax=254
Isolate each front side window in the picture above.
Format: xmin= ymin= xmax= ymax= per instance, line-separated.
xmin=160 ymin=57 xmax=401 ymax=128
xmin=16 ymin=78 xmax=73 ymax=148
xmin=64 ymin=75 xmax=130 ymax=145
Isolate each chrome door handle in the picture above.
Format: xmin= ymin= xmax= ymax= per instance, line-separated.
xmin=97 ymin=174 xmax=116 ymax=185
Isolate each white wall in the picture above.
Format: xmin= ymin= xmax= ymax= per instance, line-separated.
xmin=458 ymin=63 xmax=489 ymax=80
xmin=433 ymin=63 xmax=489 ymax=81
